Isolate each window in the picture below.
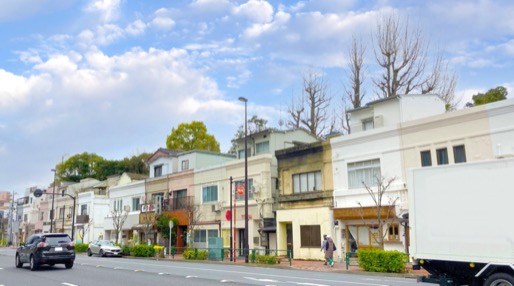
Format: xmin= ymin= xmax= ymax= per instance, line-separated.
xmin=292 ymin=171 xmax=322 ymax=193
xmin=420 ymin=150 xmax=432 ymax=167
xmin=300 ymin=225 xmax=321 ymax=247
xmin=235 ymin=179 xmax=254 ymax=200
xmin=181 ymin=160 xmax=189 ymax=170
xmin=132 ymin=197 xmax=140 ymax=211
xmin=453 ymin=145 xmax=466 ymax=163
xmin=202 ymin=185 xmax=218 ymax=203
xmin=39 ymin=212 xmax=44 ymax=220
xmin=238 ymin=147 xmax=251 ymax=159
xmin=207 ymin=230 xmax=218 ymax=239
xmin=256 ymin=141 xmax=270 ymax=155
xmin=113 ymin=199 xmax=122 ymax=212
xmin=80 ymin=204 xmax=87 ymax=215
xmin=154 ymin=165 xmax=163 ymax=177
xmin=388 ymin=224 xmax=400 ymax=241
xmin=194 ymin=230 xmax=207 ymax=243
xmin=436 ymin=148 xmax=449 ymax=165
xmin=348 ymin=159 xmax=381 ymax=188
xmin=362 ymin=118 xmax=374 ymax=130
xmin=59 ymin=207 xmax=65 ymax=219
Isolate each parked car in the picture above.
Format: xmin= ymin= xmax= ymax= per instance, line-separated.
xmin=87 ymin=240 xmax=122 ymax=257
xmin=15 ymin=233 xmax=75 ymax=271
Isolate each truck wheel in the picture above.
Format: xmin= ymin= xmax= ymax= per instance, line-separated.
xmin=484 ymin=273 xmax=514 ymax=286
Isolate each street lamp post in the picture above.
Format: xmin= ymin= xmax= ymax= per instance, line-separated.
xmin=50 ymin=168 xmax=57 ymax=233
xmin=238 ymin=96 xmax=249 ymax=263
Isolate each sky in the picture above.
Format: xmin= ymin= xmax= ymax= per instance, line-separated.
xmin=1 ymin=0 xmax=514 ymax=195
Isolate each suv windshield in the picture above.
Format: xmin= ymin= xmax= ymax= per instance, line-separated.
xmin=45 ymin=235 xmax=71 ymax=245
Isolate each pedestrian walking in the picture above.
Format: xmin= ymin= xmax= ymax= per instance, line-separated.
xmin=325 ymin=235 xmax=336 ymax=267
xmin=320 ymin=234 xmax=328 ymax=265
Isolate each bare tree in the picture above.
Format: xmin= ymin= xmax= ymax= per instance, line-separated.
xmin=184 ymin=200 xmax=202 ymax=248
xmin=288 ymin=71 xmax=331 ymax=137
xmin=357 ymin=176 xmax=399 ymax=249
xmin=77 ymin=219 xmax=93 ymax=243
xmin=111 ymin=208 xmax=128 ymax=244
xmin=344 ymin=35 xmax=367 ymax=109
xmin=341 ymin=35 xmax=367 ymax=134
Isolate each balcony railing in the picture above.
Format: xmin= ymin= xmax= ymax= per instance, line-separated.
xmin=162 ymin=196 xmax=193 ymax=211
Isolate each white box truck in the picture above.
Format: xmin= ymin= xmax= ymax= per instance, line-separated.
xmin=409 ymin=158 xmax=514 ymax=286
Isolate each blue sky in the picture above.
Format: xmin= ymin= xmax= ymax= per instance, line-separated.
xmin=1 ymin=0 xmax=514 ymax=194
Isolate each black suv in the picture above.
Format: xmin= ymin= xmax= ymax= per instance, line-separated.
xmin=15 ymin=233 xmax=75 ymax=271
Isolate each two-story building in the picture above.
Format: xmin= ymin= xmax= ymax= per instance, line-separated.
xmin=331 ymin=95 xmax=514 ymax=258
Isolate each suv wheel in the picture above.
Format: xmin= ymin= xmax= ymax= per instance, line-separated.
xmin=87 ymin=249 xmax=92 ymax=256
xmin=15 ymin=254 xmax=23 ymax=268
xmin=99 ymin=249 xmax=104 ymax=257
xmin=65 ymin=261 xmax=74 ymax=269
xmin=30 ymin=255 xmax=38 ymax=271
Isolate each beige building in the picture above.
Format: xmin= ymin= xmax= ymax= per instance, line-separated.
xmin=275 ymin=141 xmax=333 ymax=260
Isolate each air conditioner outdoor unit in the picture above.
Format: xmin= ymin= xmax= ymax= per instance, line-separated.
xmin=212 ymin=204 xmax=220 ymax=212
xmin=123 ymin=205 xmax=131 ymax=212
xmin=141 ymin=205 xmax=148 ymax=212
xmin=67 ymin=214 xmax=71 ymax=219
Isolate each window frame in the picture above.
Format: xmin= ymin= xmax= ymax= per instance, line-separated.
xmin=202 ymin=185 xmax=218 ymax=203
xmin=181 ymin=160 xmax=189 ymax=170
xmin=292 ymin=171 xmax=322 ymax=193
xmin=347 ymin=159 xmax=381 ymax=189
xmin=453 ymin=145 xmax=467 ymax=163
xmin=255 ymin=141 xmax=270 ymax=155
xmin=300 ymin=225 xmax=322 ymax=248
xmin=420 ymin=150 xmax=432 ymax=167
xmin=436 ymin=148 xmax=449 ymax=165
xmin=154 ymin=165 xmax=163 ymax=177
xmin=388 ymin=224 xmax=400 ymax=241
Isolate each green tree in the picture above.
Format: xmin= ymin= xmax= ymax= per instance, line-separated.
xmin=56 ymin=152 xmax=150 ymax=182
xmin=166 ymin=121 xmax=220 ymax=152
xmin=56 ymin=152 xmax=105 ymax=182
xmin=466 ymin=86 xmax=508 ymax=107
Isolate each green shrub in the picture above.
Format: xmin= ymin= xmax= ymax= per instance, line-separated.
xmin=121 ymin=245 xmax=131 ymax=255
xmin=183 ymin=248 xmax=208 ymax=260
xmin=131 ymin=244 xmax=156 ymax=257
xmin=74 ymin=243 xmax=89 ymax=253
xmin=357 ymin=249 xmax=407 ymax=273
xmin=254 ymin=254 xmax=279 ymax=264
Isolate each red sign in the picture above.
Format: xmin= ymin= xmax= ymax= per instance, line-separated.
xmin=225 ymin=210 xmax=231 ymax=221
xmin=236 ymin=184 xmax=245 ymax=195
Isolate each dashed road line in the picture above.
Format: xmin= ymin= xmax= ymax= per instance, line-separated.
xmin=62 ymin=283 xmax=78 ymax=286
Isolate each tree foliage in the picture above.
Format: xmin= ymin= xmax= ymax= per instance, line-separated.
xmin=55 ymin=152 xmax=150 ymax=183
xmin=166 ymin=121 xmax=220 ymax=152
xmin=228 ymin=115 xmax=268 ymax=155
xmin=466 ymin=86 xmax=508 ymax=107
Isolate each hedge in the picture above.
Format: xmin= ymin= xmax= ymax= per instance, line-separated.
xmin=357 ymin=248 xmax=407 ymax=273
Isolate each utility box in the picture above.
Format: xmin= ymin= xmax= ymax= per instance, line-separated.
xmin=208 ymin=237 xmax=223 ymax=261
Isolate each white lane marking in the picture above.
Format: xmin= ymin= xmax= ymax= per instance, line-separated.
xmin=244 ymin=277 xmax=279 ymax=282
xmin=158 ymin=272 xmax=167 ymax=275
xmin=84 ymin=259 xmax=387 ymax=285
xmin=287 ymin=282 xmax=329 ymax=286
xmin=220 ymin=280 xmax=235 ymax=283
xmin=62 ymin=283 xmax=79 ymax=286
xmin=186 ymin=276 xmax=198 ymax=278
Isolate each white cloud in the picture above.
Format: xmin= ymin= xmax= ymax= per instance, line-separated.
xmin=0 ymin=70 xmax=52 ymax=108
xmin=126 ymin=20 xmax=147 ymax=36
xmin=150 ymin=8 xmax=175 ymax=30
xmin=233 ymin=0 xmax=274 ymax=23
xmin=85 ymin=0 xmax=121 ymax=23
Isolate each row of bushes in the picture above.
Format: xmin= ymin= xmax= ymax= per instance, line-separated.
xmin=74 ymin=243 xmax=160 ymax=257
xmin=357 ymin=249 xmax=408 ymax=273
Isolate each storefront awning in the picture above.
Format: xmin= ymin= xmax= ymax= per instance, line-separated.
xmin=334 ymin=206 xmax=396 ymax=220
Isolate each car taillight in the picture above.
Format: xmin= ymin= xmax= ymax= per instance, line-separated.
xmin=37 ymin=242 xmax=48 ymax=248
xmin=68 ymin=241 xmax=75 ymax=247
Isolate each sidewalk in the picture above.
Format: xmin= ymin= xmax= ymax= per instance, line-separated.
xmin=157 ymin=253 xmax=429 ymax=278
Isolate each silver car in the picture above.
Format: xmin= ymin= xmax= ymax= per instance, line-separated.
xmin=87 ymin=240 xmax=122 ymax=257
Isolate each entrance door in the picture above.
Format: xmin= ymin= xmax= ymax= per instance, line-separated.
xmin=238 ymin=229 xmax=245 ymax=257
xmin=286 ymin=223 xmax=293 ymax=258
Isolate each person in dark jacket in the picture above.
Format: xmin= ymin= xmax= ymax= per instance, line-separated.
xmin=325 ymin=235 xmax=336 ymax=267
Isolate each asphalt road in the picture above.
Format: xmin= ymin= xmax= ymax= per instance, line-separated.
xmin=0 ymin=248 xmax=421 ymax=286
